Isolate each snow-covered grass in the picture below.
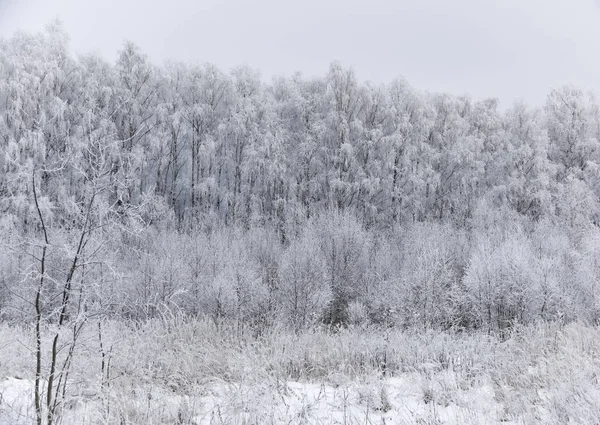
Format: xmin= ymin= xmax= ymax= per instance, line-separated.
xmin=1 ymin=319 xmax=600 ymax=424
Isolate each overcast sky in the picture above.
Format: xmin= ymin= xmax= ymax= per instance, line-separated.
xmin=1 ymin=0 xmax=600 ymax=107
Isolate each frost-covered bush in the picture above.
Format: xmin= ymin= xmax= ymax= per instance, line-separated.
xmin=312 ymin=210 xmax=370 ymax=326
xmin=278 ymin=228 xmax=331 ymax=332
xmin=465 ymin=235 xmax=539 ymax=331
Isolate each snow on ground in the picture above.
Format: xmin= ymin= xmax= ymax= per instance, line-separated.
xmin=2 ymin=322 xmax=599 ymax=424
xmin=0 ymin=377 xmax=35 ymax=425
xmin=0 ymin=374 xmax=520 ymax=424
xmin=187 ymin=375 xmax=516 ymax=425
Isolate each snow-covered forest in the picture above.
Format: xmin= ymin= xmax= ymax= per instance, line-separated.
xmin=2 ymin=24 xmax=600 ymax=424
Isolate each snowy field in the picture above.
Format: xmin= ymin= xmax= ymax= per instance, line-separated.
xmin=1 ymin=319 xmax=599 ymax=424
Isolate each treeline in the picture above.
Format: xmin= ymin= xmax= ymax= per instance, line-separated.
xmin=1 ymin=24 xmax=600 ymax=331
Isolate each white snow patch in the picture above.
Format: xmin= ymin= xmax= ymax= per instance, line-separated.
xmin=0 ymin=374 xmax=535 ymax=424
xmin=0 ymin=377 xmax=34 ymax=425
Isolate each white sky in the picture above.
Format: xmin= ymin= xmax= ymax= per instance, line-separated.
xmin=1 ymin=0 xmax=600 ymax=107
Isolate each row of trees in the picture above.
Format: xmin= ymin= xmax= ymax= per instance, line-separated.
xmin=112 ymin=209 xmax=600 ymax=331
xmin=1 ymin=24 xmax=600 ymax=333
xmin=2 ymin=201 xmax=599 ymax=333
xmin=2 ymin=24 xmax=600 ymax=234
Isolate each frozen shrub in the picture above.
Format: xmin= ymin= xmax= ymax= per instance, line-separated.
xmin=278 ymin=228 xmax=331 ymax=332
